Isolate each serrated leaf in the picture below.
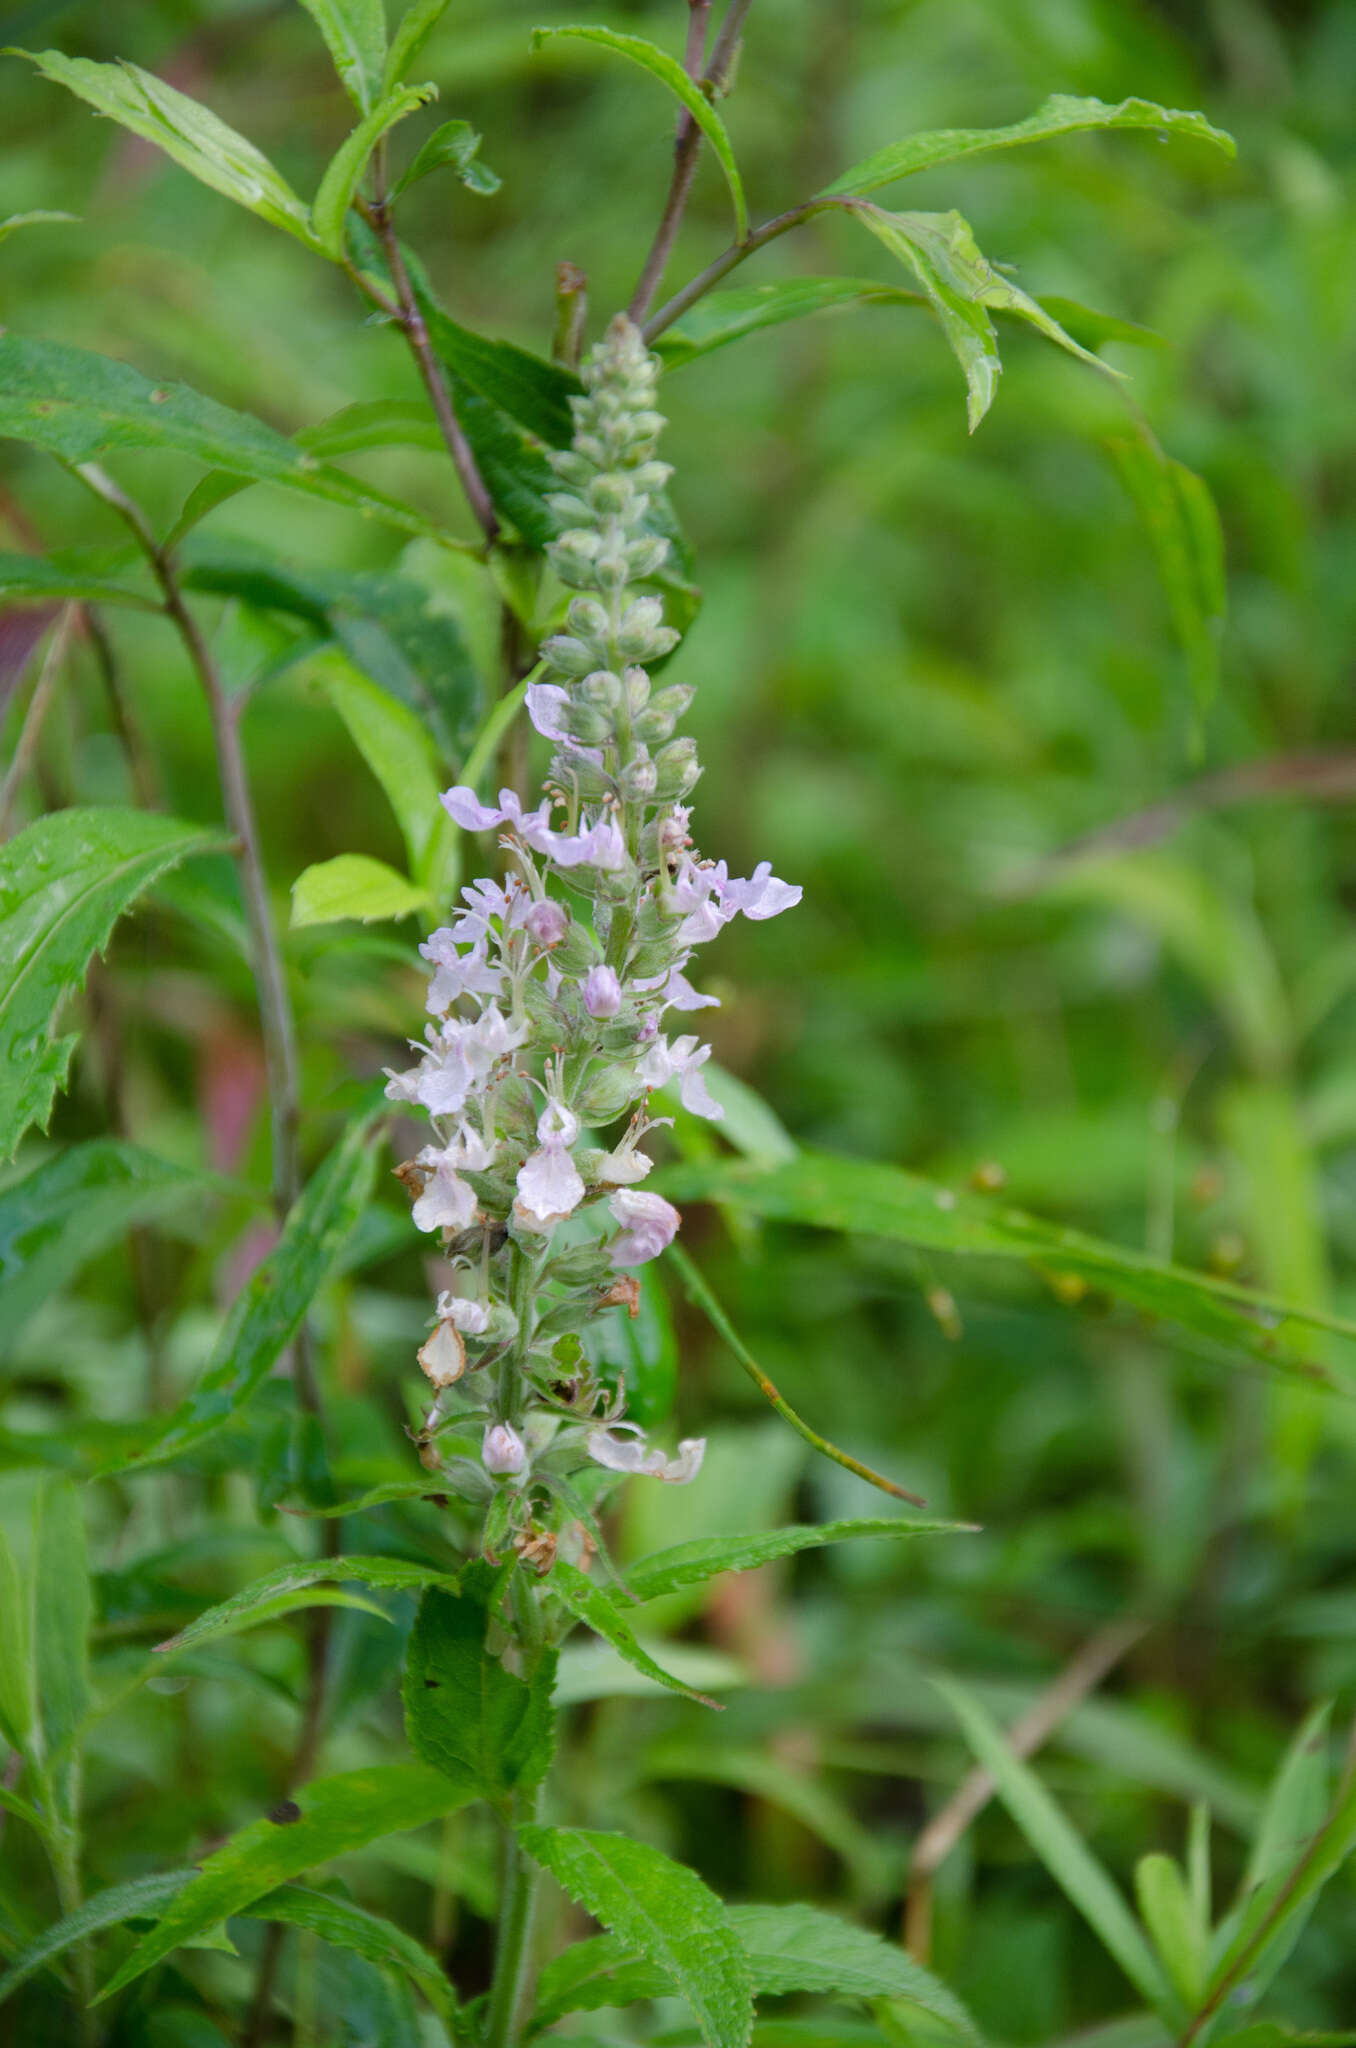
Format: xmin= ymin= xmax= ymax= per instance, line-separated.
xmin=384 ymin=0 xmax=453 ymax=92
xmin=0 ymin=549 xmax=155 ymax=610
xmin=312 ymin=81 xmax=436 ymax=259
xmin=0 ymin=1870 xmax=193 ymax=2006
xmin=291 ymin=853 xmax=429 ymax=928
xmin=626 ymin=1515 xmax=969 ymax=1602
xmin=0 ymin=334 xmax=459 ymax=547
xmin=14 ymin=52 xmax=321 ymax=247
xmin=240 ymin=1885 xmax=454 ymax=2025
xmin=656 ymin=1149 xmax=1356 ymax=1386
xmin=295 ymin=0 xmax=387 ymax=112
xmin=532 ymin=26 xmax=747 ymax=242
xmin=551 ymin=1559 xmax=718 ymax=1708
xmin=517 ymin=1824 xmax=753 ymax=2048
xmin=1108 ymin=428 xmax=1226 ymax=729
xmin=96 ymin=1112 xmax=381 ymax=1475
xmin=0 ymin=1140 xmax=221 ymax=1335
xmin=0 ymin=807 xmax=223 ymax=1162
xmin=153 ymin=1556 xmax=462 ymax=1655
xmin=402 ymin=1563 xmax=557 ymax=1798
xmin=93 ymin=1764 xmax=474 ymax=2003
xmin=823 ymin=91 xmax=1235 ymax=197
xmin=393 ymin=117 xmax=500 ymax=197
xmin=934 ymin=1675 xmax=1174 ymax=2016
xmin=0 ymin=209 xmax=79 ymax=246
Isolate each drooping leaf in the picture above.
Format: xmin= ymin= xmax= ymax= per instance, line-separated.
xmin=550 ymin=1559 xmax=718 ymax=1708
xmin=0 ymin=1140 xmax=222 ymax=1334
xmin=291 ymin=854 xmax=429 ymax=928
xmin=625 ymin=1515 xmax=970 ymax=1603
xmin=934 ymin=1675 xmax=1175 ymax=2016
xmin=13 ymin=52 xmax=322 ymax=247
xmin=295 ymin=0 xmax=388 ymax=112
xmin=402 ymin=1562 xmax=557 ymax=1798
xmin=0 ymin=1870 xmax=193 ymax=2006
xmin=94 ymin=1764 xmax=475 ymax=2002
xmin=393 ymin=117 xmax=500 ymax=197
xmin=311 ymin=82 xmax=437 ymax=259
xmin=0 ymin=807 xmax=223 ymax=1162
xmin=240 ymin=1885 xmax=454 ymax=2026
xmin=0 ymin=334 xmax=459 ymax=547
xmin=517 ymin=1824 xmax=753 ymax=2048
xmin=657 ymin=1149 xmax=1356 ymax=1385
xmin=96 ymin=1112 xmax=381 ymax=1475
xmin=532 ymin=26 xmax=748 ymax=242
xmin=153 ymin=1556 xmax=462 ymax=1656
xmin=0 ymin=549 xmax=155 ymax=610
xmin=556 ymin=1640 xmax=745 ymax=1707
xmin=1108 ymin=428 xmax=1227 ymax=729
xmin=823 ymin=91 xmax=1235 ymax=198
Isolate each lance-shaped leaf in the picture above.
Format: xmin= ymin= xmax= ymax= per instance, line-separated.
xmin=94 ymin=1764 xmax=475 ymax=2003
xmin=0 ymin=1870 xmax=194 ymax=2006
xmin=295 ymin=0 xmax=387 ymax=112
xmin=384 ymin=0 xmax=453 ymax=92
xmin=13 ymin=52 xmax=322 ymax=248
xmin=0 ymin=334 xmax=460 ymax=546
xmin=96 ymin=1112 xmax=381 ymax=1475
xmin=532 ymin=26 xmax=748 ymax=242
xmin=0 ymin=550 xmax=156 ymax=610
xmin=291 ymin=853 xmax=429 ymax=928
xmin=0 ymin=1140 xmax=223 ymax=1333
xmin=823 ymin=91 xmax=1235 ymax=198
xmin=626 ymin=1515 xmax=971 ymax=1603
xmin=240 ymin=1885 xmax=454 ymax=2026
xmin=550 ymin=1559 xmax=719 ymax=1707
xmin=153 ymin=1556 xmax=462 ymax=1656
xmin=1109 ymin=427 xmax=1226 ymax=729
xmin=402 ymin=1563 xmax=557 ymax=1798
xmin=517 ymin=1825 xmax=753 ymax=2048
xmin=0 ymin=808 xmax=224 ymax=1162
xmin=311 ymin=81 xmax=437 ymax=259
xmin=657 ymin=1150 xmax=1356 ymax=1386
xmin=853 ymin=207 xmax=1114 ymax=431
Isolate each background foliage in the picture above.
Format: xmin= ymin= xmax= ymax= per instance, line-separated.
xmin=4 ymin=0 xmax=1356 ymax=2041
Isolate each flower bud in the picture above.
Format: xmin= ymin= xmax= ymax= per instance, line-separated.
xmin=583 ymin=964 xmax=623 ymax=1019
xmin=653 ymin=736 xmax=701 ymax=799
xmin=623 ymin=665 xmax=651 ymax=713
xmin=618 ymin=756 xmax=658 ymax=802
xmin=524 ymin=898 xmax=569 ymax=948
xmin=567 ymin=596 xmax=610 ymax=641
xmin=587 ymin=473 xmax=631 ymax=515
xmin=615 ymin=597 xmax=664 ymax=659
xmin=580 ymin=669 xmax=622 ymax=710
xmin=541 ymin=634 xmax=595 ymax=677
xmin=483 ymin=1423 xmax=527 ymax=1477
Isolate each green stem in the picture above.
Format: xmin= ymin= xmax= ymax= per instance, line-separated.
xmin=640 ymin=196 xmax=857 ymax=343
xmin=484 ymin=1782 xmax=544 ymax=2048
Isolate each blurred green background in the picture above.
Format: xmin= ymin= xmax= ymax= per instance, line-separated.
xmin=5 ymin=0 xmax=1356 ymax=2039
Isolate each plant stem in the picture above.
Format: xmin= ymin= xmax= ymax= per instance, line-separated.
xmin=484 ymin=1783 xmax=544 ymax=2048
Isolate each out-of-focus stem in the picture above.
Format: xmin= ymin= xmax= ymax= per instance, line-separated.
xmin=484 ymin=1782 xmax=544 ymax=2048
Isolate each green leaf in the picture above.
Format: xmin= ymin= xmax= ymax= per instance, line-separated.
xmin=583 ymin=1266 xmax=677 ymax=1426
xmin=551 ymin=1559 xmax=718 ymax=1708
xmin=0 ymin=549 xmax=155 ymax=609
xmin=822 ymin=92 xmax=1236 ymax=197
xmin=291 ymin=853 xmax=429 ymax=928
xmin=656 ymin=1149 xmax=1356 ymax=1386
xmin=393 ymin=117 xmax=500 ymax=197
xmin=94 ymin=1764 xmax=474 ymax=2003
xmin=853 ymin=208 xmax=1113 ymax=432
xmin=317 ymin=654 xmax=455 ymax=888
xmin=153 ymin=1556 xmax=462 ymax=1655
xmin=0 ymin=210 xmax=79 ymax=247
xmin=625 ymin=1516 xmax=970 ymax=1603
xmin=384 ymin=0 xmax=452 ymax=92
xmin=1134 ymin=1854 xmax=1205 ymax=2008
xmin=933 ymin=1675 xmax=1174 ymax=2016
xmin=639 ymin=1744 xmax=889 ymax=1897
xmin=0 ymin=1526 xmax=34 ymax=1754
xmin=655 ymin=278 xmax=916 ymax=368
xmin=402 ymin=1563 xmax=558 ymax=1798
xmin=0 ymin=1141 xmax=222 ymax=1332
xmin=32 ymin=1480 xmax=90 ymax=1805
xmin=0 ymin=1870 xmax=193 ymax=2006
xmin=516 ymin=1824 xmax=753 ymax=2048
xmin=1108 ymin=428 xmax=1226 ymax=729
xmin=312 ymin=82 xmax=437 ymax=260
xmin=419 ymin=296 xmax=577 ymax=447
xmin=0 ymin=807 xmax=223 ymax=1162
xmin=0 ymin=334 xmax=459 ymax=548
xmin=727 ymin=1903 xmax=979 ymax=2035
xmin=96 ymin=1112 xmax=381 ymax=1475
xmin=295 ymin=0 xmax=388 ymax=112
xmin=12 ymin=52 xmax=321 ymax=248
xmin=240 ymin=1885 xmax=454 ymax=2026
xmin=531 ymin=26 xmax=748 ymax=242
xmin=280 ymin=1477 xmax=460 ymax=1519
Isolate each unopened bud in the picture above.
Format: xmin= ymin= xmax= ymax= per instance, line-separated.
xmin=618 ymin=756 xmax=658 ymax=802
xmin=567 ymin=596 xmax=609 ymax=640
xmin=482 ymin=1423 xmax=527 ymax=1477
xmin=583 ymin=964 xmax=623 ymax=1019
xmin=524 ymin=898 xmax=569 ymax=948
xmin=653 ymin=735 xmax=701 ymax=798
